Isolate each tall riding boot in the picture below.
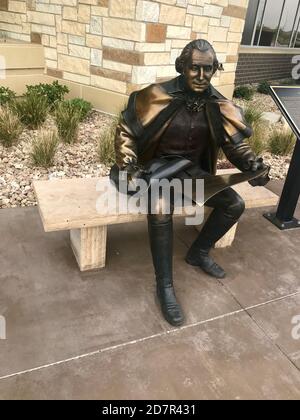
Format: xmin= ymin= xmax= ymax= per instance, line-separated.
xmin=148 ymin=215 xmax=184 ymax=326
xmin=186 ymin=193 xmax=245 ymax=278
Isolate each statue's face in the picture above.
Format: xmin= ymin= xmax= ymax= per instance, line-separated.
xmin=184 ymin=49 xmax=215 ymax=94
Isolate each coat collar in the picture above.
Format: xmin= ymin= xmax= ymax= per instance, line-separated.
xmin=159 ymin=75 xmax=225 ymax=100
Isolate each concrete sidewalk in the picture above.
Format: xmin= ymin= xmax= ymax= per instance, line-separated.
xmin=0 ymin=182 xmax=300 ymax=399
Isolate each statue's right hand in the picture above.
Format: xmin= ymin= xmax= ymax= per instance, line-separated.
xmin=123 ymin=163 xmax=148 ymax=181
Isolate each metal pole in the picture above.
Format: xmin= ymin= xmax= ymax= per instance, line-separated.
xmin=276 ymin=139 xmax=300 ymax=221
xmin=264 ymin=139 xmax=300 ymax=230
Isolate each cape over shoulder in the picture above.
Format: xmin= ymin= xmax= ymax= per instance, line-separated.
xmin=123 ymin=76 xmax=252 ymax=145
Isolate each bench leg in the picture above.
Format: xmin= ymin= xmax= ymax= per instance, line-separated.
xmin=70 ymin=226 xmax=107 ymax=271
xmin=214 ymin=223 xmax=238 ymax=248
xmin=195 ymin=208 xmax=238 ymax=249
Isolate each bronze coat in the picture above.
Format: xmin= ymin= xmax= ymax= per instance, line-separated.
xmin=113 ymin=75 xmax=257 ymax=176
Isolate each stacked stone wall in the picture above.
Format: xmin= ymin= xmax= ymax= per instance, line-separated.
xmin=0 ymin=0 xmax=248 ymax=96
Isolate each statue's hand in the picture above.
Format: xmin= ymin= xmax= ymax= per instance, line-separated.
xmin=247 ymin=157 xmax=270 ymax=186
xmin=249 ymin=157 xmax=267 ymax=172
xmin=123 ymin=163 xmax=148 ymax=181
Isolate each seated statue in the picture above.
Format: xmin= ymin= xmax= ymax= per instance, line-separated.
xmin=110 ymin=39 xmax=270 ymax=327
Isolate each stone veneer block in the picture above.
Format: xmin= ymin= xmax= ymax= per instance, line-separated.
xmin=77 ymin=0 xmax=98 ymax=4
xmin=30 ymin=32 xmax=42 ymax=44
xmin=78 ymin=4 xmax=91 ymax=23
xmin=58 ymin=54 xmax=90 ymax=76
xmin=61 ymin=20 xmax=86 ymax=36
xmin=90 ymin=65 xmax=131 ymax=83
xmin=226 ymin=54 xmax=238 ymax=63
xmin=102 ymin=37 xmax=134 ymax=51
xmin=90 ymin=16 xmax=102 ymax=35
xmin=27 ymin=11 xmax=55 ymax=26
xmin=146 ymin=23 xmax=167 ymax=43
xmin=103 ymin=59 xmax=132 ymax=74
xmin=192 ymin=16 xmax=209 ymax=32
xmin=110 ymin=0 xmax=136 ymax=19
xmin=91 ymin=48 xmax=103 ymax=66
xmin=144 ymin=52 xmax=170 ymax=65
xmin=8 ymin=0 xmax=26 ymax=13
xmin=167 ymin=26 xmax=191 ymax=39
xmin=64 ymin=72 xmax=90 ymax=85
xmin=69 ymin=44 xmax=90 ymax=60
xmin=91 ymin=6 xmax=108 ymax=16
xmin=212 ymin=0 xmax=228 ymax=6
xmin=47 ymin=68 xmax=63 ymax=79
xmin=203 ymin=4 xmax=223 ymax=18
xmin=103 ymin=18 xmax=145 ymax=42
xmin=230 ymin=17 xmax=245 ymax=33
xmin=0 ymin=0 xmax=8 ymax=11
xmin=132 ymin=66 xmax=157 ymax=84
xmin=135 ymin=42 xmax=168 ymax=52
xmin=207 ymin=26 xmax=228 ymax=42
xmin=91 ymin=74 xmax=127 ymax=94
xmin=86 ymin=34 xmax=102 ymax=48
xmin=98 ymin=0 xmax=109 ymax=6
xmin=136 ymin=1 xmax=160 ymax=23
xmin=103 ymin=47 xmax=144 ymax=66
xmin=219 ymin=71 xmax=235 ymax=85
xmin=159 ymin=5 xmax=186 ymax=25
xmin=62 ymin=6 xmax=78 ymax=21
xmin=227 ymin=31 xmax=242 ymax=42
xmin=69 ymin=35 xmax=86 ymax=46
xmin=223 ymin=5 xmax=247 ymax=19
xmin=187 ymin=5 xmax=203 ymax=16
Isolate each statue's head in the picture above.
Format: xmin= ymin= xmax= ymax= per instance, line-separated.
xmin=176 ymin=39 xmax=222 ymax=94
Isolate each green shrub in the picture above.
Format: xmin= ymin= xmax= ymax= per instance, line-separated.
xmin=0 ymin=86 xmax=16 ymax=106
xmin=26 ymin=80 xmax=69 ymax=110
xmin=0 ymin=106 xmax=23 ymax=147
xmin=55 ymin=101 xmax=81 ymax=144
xmin=233 ymin=85 xmax=255 ymax=101
xmin=257 ymin=81 xmax=270 ymax=95
xmin=246 ymin=124 xmax=267 ymax=156
xmin=244 ymin=105 xmax=263 ymax=127
xmin=268 ymin=128 xmax=296 ymax=156
xmin=30 ymin=129 xmax=59 ymax=168
xmin=64 ymin=98 xmax=92 ymax=121
xmin=242 ymin=104 xmax=266 ymax=155
xmin=98 ymin=115 xmax=119 ymax=167
xmin=12 ymin=92 xmax=49 ymax=129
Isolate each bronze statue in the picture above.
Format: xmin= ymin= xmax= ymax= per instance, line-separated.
xmin=110 ymin=39 xmax=270 ymax=327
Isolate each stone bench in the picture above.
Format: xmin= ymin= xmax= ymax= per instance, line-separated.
xmin=33 ymin=170 xmax=278 ymax=271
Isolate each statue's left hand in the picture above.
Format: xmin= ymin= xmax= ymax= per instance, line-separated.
xmin=247 ymin=157 xmax=270 ymax=186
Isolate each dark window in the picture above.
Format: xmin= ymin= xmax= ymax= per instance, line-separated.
xmin=253 ymin=0 xmax=267 ymax=45
xmin=294 ymin=27 xmax=300 ymax=47
xmin=277 ymin=0 xmax=300 ymax=46
xmin=291 ymin=4 xmax=300 ymax=46
xmin=259 ymin=0 xmax=285 ymax=46
xmin=241 ymin=0 xmax=300 ymax=48
xmin=242 ymin=0 xmax=260 ymax=45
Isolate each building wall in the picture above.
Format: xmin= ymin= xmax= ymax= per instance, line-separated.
xmin=0 ymin=0 xmax=249 ymax=109
xmin=235 ymin=46 xmax=299 ymax=85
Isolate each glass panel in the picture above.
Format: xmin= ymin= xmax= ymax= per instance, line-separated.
xmin=277 ymin=0 xmax=300 ymax=47
xmin=259 ymin=0 xmax=285 ymax=46
xmin=291 ymin=3 xmax=300 ymax=46
xmin=241 ymin=0 xmax=260 ymax=45
xmin=253 ymin=0 xmax=267 ymax=45
xmin=294 ymin=29 xmax=300 ymax=47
